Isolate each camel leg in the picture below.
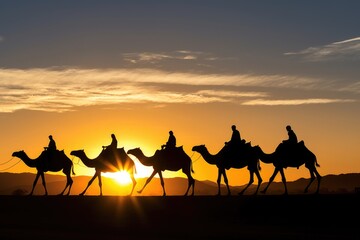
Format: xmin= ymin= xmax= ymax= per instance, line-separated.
xmin=314 ymin=168 xmax=322 ymax=194
xmin=304 ymin=168 xmax=316 ymax=193
xmin=279 ymin=168 xmax=288 ymax=195
xmin=216 ymin=168 xmax=222 ymax=196
xmin=128 ymin=171 xmax=137 ymax=196
xmin=254 ymin=169 xmax=263 ymax=195
xmin=261 ymin=168 xmax=279 ymax=194
xmin=58 ymin=179 xmax=68 ymax=195
xmin=138 ymin=170 xmax=157 ymax=194
xmin=158 ymin=171 xmax=166 ymax=196
xmin=98 ymin=172 xmax=103 ymax=196
xmin=30 ymin=172 xmax=41 ymax=196
xmin=40 ymin=172 xmax=48 ymax=196
xmin=183 ymin=169 xmax=195 ymax=196
xmin=239 ymin=170 xmax=254 ymax=195
xmin=66 ymin=175 xmax=74 ymax=196
xmin=80 ymin=172 xmax=99 ymax=196
xmin=221 ymin=168 xmax=231 ymax=196
xmin=59 ymin=170 xmax=73 ymax=196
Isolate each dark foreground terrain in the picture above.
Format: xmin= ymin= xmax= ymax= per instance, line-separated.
xmin=0 ymin=194 xmax=358 ymax=240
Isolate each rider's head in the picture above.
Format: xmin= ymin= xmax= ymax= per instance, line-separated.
xmin=286 ymin=125 xmax=292 ymax=131
xmin=169 ymin=130 xmax=173 ymax=135
xmin=111 ymin=133 xmax=115 ymax=138
xmin=231 ymin=125 xmax=236 ymax=131
xmin=49 ymin=135 xmax=53 ymax=140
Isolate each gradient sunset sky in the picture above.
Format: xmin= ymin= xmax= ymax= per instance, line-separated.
xmin=0 ymin=0 xmax=359 ymax=188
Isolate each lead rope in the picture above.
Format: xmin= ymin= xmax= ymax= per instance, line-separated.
xmin=190 ymin=152 xmax=202 ymax=164
xmin=72 ymin=156 xmax=88 ymax=168
xmin=0 ymin=157 xmax=15 ymax=165
xmin=0 ymin=159 xmax=22 ymax=171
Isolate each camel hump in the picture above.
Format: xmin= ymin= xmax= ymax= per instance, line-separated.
xmin=176 ymin=146 xmax=184 ymax=151
xmin=157 ymin=146 xmax=185 ymax=159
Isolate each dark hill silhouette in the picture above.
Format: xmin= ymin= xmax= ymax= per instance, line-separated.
xmin=0 ymin=172 xmax=359 ymax=195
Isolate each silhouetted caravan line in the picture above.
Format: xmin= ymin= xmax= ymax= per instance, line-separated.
xmin=258 ymin=141 xmax=321 ymax=194
xmin=192 ymin=144 xmax=262 ymax=196
xmin=12 ymin=150 xmax=75 ymax=195
xmin=70 ymin=147 xmax=137 ymax=196
xmin=127 ymin=146 xmax=195 ymax=196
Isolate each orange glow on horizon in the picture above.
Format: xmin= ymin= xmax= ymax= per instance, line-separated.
xmin=104 ymin=171 xmax=132 ymax=185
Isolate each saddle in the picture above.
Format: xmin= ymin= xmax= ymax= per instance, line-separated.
xmin=277 ymin=141 xmax=306 ymax=168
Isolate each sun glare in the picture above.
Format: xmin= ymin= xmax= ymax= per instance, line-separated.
xmin=106 ymin=171 xmax=131 ymax=185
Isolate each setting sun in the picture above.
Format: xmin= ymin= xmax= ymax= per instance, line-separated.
xmin=105 ymin=171 xmax=132 ymax=185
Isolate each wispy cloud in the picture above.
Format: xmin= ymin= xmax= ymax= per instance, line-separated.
xmin=123 ymin=50 xmax=219 ymax=64
xmin=196 ymin=90 xmax=267 ymax=98
xmin=284 ymin=37 xmax=360 ymax=61
xmin=243 ymin=98 xmax=355 ymax=106
xmin=0 ymin=68 xmax=355 ymax=113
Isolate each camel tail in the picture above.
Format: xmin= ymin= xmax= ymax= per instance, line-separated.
xmin=190 ymin=160 xmax=195 ymax=174
xmin=133 ymin=164 xmax=137 ymax=175
xmin=72 ymin=163 xmax=76 ymax=175
xmin=314 ymin=155 xmax=320 ymax=167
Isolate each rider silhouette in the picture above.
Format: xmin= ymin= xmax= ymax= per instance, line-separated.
xmin=47 ymin=135 xmax=57 ymax=151
xmin=162 ymin=130 xmax=176 ymax=150
xmin=44 ymin=135 xmax=57 ymax=171
xmin=283 ymin=125 xmax=298 ymax=145
xmin=103 ymin=134 xmax=118 ymax=151
xmin=225 ymin=125 xmax=242 ymax=147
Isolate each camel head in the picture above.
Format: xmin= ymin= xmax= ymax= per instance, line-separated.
xmin=127 ymin=147 xmax=141 ymax=156
xmin=12 ymin=150 xmax=25 ymax=158
xmin=192 ymin=145 xmax=206 ymax=153
xmin=70 ymin=149 xmax=85 ymax=158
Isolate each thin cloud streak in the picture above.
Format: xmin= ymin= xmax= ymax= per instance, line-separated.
xmin=339 ymin=81 xmax=360 ymax=94
xmin=0 ymin=68 xmax=355 ymax=113
xmin=197 ymin=90 xmax=267 ymax=98
xmin=123 ymin=50 xmax=218 ymax=64
xmin=243 ymin=98 xmax=355 ymax=106
xmin=284 ymin=36 xmax=360 ymax=61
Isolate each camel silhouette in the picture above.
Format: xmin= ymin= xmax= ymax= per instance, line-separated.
xmin=12 ymin=150 xmax=75 ymax=196
xmin=127 ymin=147 xmax=195 ymax=196
xmin=258 ymin=141 xmax=321 ymax=194
xmin=192 ymin=144 xmax=262 ymax=196
xmin=70 ymin=147 xmax=137 ymax=196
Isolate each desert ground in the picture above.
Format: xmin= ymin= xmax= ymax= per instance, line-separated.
xmin=0 ymin=194 xmax=358 ymax=240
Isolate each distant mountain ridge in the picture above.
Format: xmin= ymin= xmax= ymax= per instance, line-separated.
xmin=0 ymin=172 xmax=359 ymax=196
